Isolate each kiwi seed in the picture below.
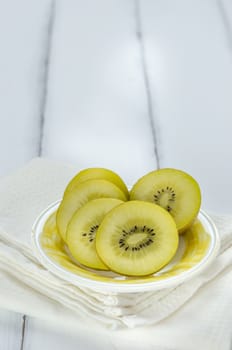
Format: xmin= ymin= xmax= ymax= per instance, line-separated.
xmin=153 ymin=186 xmax=176 ymax=212
xmin=82 ymin=225 xmax=99 ymax=243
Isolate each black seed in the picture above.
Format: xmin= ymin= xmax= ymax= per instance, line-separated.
xmin=82 ymin=233 xmax=87 ymax=236
xmin=125 ymin=246 xmax=129 ymax=251
xmin=120 ymin=244 xmax=125 ymax=248
xmin=89 ymin=239 xmax=94 ymax=242
xmin=139 ymin=244 xmax=143 ymax=248
xmin=151 ymin=233 xmax=155 ymax=236
xmin=167 ymin=186 xmax=169 ymax=189
xmin=162 ymin=189 xmax=164 ymax=192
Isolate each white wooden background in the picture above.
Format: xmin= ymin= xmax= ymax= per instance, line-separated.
xmin=0 ymin=0 xmax=232 ymax=348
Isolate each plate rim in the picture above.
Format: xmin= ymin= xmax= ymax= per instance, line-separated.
xmin=31 ymin=200 xmax=221 ymax=293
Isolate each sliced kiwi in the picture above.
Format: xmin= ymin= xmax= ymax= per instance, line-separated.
xmin=95 ymin=201 xmax=179 ymax=276
xmin=64 ymin=167 xmax=129 ymax=199
xmin=130 ymin=168 xmax=201 ymax=233
xmin=56 ymin=179 xmax=127 ymax=241
xmin=66 ymin=198 xmax=124 ymax=270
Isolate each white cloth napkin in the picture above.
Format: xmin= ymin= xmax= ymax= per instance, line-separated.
xmin=0 ymin=159 xmax=232 ymax=337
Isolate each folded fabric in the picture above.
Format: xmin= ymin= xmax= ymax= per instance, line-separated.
xmin=0 ymin=158 xmax=232 ymax=333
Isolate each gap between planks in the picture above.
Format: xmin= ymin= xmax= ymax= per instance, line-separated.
xmin=217 ymin=0 xmax=232 ymax=51
xmin=38 ymin=0 xmax=56 ymax=157
xmin=20 ymin=315 xmax=27 ymax=350
xmin=19 ymin=1 xmax=160 ymax=348
xmin=20 ymin=1 xmax=56 ymax=348
xmin=134 ymin=0 xmax=160 ymax=168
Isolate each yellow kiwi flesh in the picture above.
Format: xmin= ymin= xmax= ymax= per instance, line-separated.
xmin=56 ymin=179 xmax=127 ymax=241
xmin=130 ymin=168 xmax=201 ymax=233
xmin=66 ymin=198 xmax=124 ymax=270
xmin=95 ymin=201 xmax=179 ymax=276
xmin=64 ymin=167 xmax=129 ymax=199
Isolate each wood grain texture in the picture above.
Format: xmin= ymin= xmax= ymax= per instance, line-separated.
xmin=0 ymin=309 xmax=22 ymax=350
xmin=217 ymin=0 xmax=232 ymax=54
xmin=42 ymin=0 xmax=158 ymax=185
xmin=220 ymin=0 xmax=232 ymax=35
xmin=0 ymin=1 xmax=53 ymax=349
xmin=0 ymin=0 xmax=52 ymax=176
xmin=22 ymin=318 xmax=113 ymax=350
xmin=139 ymin=0 xmax=232 ymax=212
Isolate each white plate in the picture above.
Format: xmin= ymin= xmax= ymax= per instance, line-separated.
xmin=32 ymin=201 xmax=220 ymax=293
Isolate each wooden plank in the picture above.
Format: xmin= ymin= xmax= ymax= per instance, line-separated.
xmin=0 ymin=309 xmax=22 ymax=350
xmin=0 ymin=1 xmax=53 ymax=348
xmin=139 ymin=0 xmax=232 ymax=212
xmin=22 ymin=317 xmax=113 ymax=350
xmin=220 ymin=0 xmax=232 ymax=33
xmin=0 ymin=0 xmax=52 ymax=176
xmin=42 ymin=0 xmax=158 ymax=185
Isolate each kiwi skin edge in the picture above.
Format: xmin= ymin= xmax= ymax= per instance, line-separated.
xmin=178 ymin=217 xmax=197 ymax=235
xmin=64 ymin=167 xmax=129 ymax=199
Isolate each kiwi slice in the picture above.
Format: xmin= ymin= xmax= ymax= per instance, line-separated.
xmin=64 ymin=167 xmax=129 ymax=199
xmin=56 ymin=179 xmax=127 ymax=241
xmin=130 ymin=168 xmax=201 ymax=233
xmin=95 ymin=201 xmax=179 ymax=276
xmin=66 ymin=198 xmax=124 ymax=270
